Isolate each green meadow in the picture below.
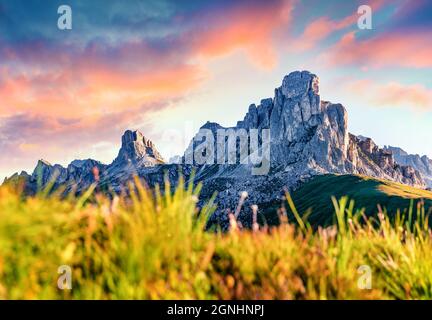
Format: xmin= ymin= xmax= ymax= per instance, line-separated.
xmin=1 ymin=175 xmax=432 ymax=299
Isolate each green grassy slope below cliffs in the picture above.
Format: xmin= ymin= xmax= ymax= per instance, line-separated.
xmin=262 ymin=174 xmax=432 ymax=227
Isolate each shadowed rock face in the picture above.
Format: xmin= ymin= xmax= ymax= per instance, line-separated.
xmin=270 ymin=71 xmax=326 ymax=165
xmin=5 ymin=70 xmax=427 ymax=223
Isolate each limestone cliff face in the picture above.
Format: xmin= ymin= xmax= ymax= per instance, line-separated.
xmin=267 ymin=71 xmax=348 ymax=172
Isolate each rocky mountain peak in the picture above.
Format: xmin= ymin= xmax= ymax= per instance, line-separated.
xmin=280 ymin=70 xmax=319 ymax=99
xmin=111 ymin=130 xmax=165 ymax=167
xmin=181 ymin=70 xmax=424 ymax=189
xmin=269 ymin=71 xmax=348 ymax=170
xmin=36 ymin=159 xmax=51 ymax=167
xmin=32 ymin=159 xmax=53 ymax=177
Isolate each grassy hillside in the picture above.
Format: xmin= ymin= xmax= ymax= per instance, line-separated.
xmin=1 ymin=176 xmax=432 ymax=299
xmin=263 ymin=174 xmax=432 ymax=227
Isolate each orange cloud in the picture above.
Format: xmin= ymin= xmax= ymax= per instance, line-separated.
xmin=345 ymin=79 xmax=432 ymax=111
xmin=321 ymin=30 xmax=432 ymax=68
xmin=18 ymin=143 xmax=38 ymax=152
xmin=0 ymin=63 xmax=206 ymax=119
xmin=191 ymin=0 xmax=294 ymax=70
xmin=0 ymin=1 xmax=294 ymax=122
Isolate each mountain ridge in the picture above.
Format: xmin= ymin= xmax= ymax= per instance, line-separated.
xmin=383 ymin=145 xmax=432 ymax=188
xmin=4 ymin=70 xmax=429 ymax=226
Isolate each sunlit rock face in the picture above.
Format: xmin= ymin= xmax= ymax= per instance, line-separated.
xmin=268 ymin=71 xmax=349 ymax=173
xmin=111 ymin=130 xmax=165 ymax=168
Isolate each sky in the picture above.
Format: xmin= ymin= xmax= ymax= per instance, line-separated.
xmin=0 ymin=0 xmax=431 ymax=179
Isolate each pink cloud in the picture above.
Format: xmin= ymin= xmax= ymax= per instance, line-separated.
xmin=291 ymin=16 xmax=355 ymax=52
xmin=0 ymin=0 xmax=295 ymax=122
xmin=290 ymin=0 xmax=389 ymax=52
xmin=0 ymin=1 xmax=296 ymax=176
xmin=344 ymin=79 xmax=432 ymax=111
xmin=0 ymin=98 xmax=176 ymax=176
xmin=188 ymin=0 xmax=294 ymax=69
xmin=321 ymin=30 xmax=432 ymax=68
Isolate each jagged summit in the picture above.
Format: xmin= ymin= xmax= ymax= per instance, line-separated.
xmin=281 ymin=70 xmax=319 ymax=98
xmin=200 ymin=121 xmax=224 ymax=130
xmin=384 ymin=146 xmax=409 ymax=157
xmin=111 ymin=130 xmax=165 ymax=167
xmin=36 ymin=159 xmax=52 ymax=167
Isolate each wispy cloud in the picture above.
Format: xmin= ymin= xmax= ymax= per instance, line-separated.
xmin=320 ymin=30 xmax=432 ymax=69
xmin=344 ymin=79 xmax=432 ymax=111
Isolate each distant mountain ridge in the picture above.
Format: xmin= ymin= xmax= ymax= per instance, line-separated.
xmin=384 ymin=146 xmax=432 ymax=188
xmin=4 ymin=71 xmax=429 ymax=226
xmin=5 ymin=129 xmax=176 ymax=195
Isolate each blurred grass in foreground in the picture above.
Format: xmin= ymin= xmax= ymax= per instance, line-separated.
xmin=1 ymin=177 xmax=432 ymax=299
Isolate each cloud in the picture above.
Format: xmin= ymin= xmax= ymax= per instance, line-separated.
xmin=289 ymin=0 xmax=390 ymax=52
xmin=0 ymin=97 xmax=178 ymax=176
xmin=290 ymin=16 xmax=354 ymax=52
xmin=2 ymin=0 xmax=430 ymax=177
xmin=0 ymin=0 xmax=294 ymax=120
xmin=187 ymin=0 xmax=294 ymax=69
xmin=344 ymin=79 xmax=432 ymax=111
xmin=320 ymin=30 xmax=432 ymax=69
xmin=386 ymin=0 xmax=432 ymax=31
xmin=318 ymin=0 xmax=432 ymax=69
xmin=0 ymin=0 xmax=295 ymax=176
